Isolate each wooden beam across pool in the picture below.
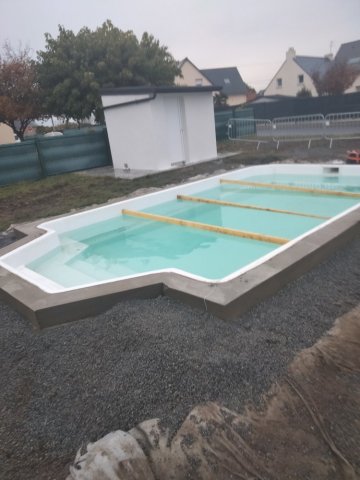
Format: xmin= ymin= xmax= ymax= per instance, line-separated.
xmin=122 ymin=209 xmax=289 ymax=245
xmin=177 ymin=194 xmax=330 ymax=220
xmin=220 ymin=179 xmax=360 ymax=198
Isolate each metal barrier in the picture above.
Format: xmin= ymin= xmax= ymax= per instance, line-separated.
xmin=272 ymin=114 xmax=325 ymax=149
xmin=325 ymin=112 xmax=360 ymax=148
xmin=214 ymin=108 xmax=254 ymax=141
xmin=227 ymin=111 xmax=360 ymax=149
xmin=227 ymin=118 xmax=273 ymax=150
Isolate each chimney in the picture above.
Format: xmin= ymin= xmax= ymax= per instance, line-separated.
xmin=324 ymin=53 xmax=333 ymax=61
xmin=286 ymin=47 xmax=296 ymax=60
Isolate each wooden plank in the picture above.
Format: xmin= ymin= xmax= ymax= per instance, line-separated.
xmin=177 ymin=194 xmax=329 ymax=220
xmin=220 ymin=179 xmax=360 ymax=198
xmin=122 ymin=209 xmax=288 ymax=245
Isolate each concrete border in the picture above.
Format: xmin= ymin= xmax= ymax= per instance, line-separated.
xmin=0 ymin=205 xmax=359 ymax=330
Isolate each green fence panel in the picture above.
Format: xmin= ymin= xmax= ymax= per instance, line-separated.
xmin=0 ymin=127 xmax=112 ymax=186
xmin=0 ymin=140 xmax=42 ymax=186
xmin=215 ymin=110 xmax=233 ymax=140
xmin=233 ymin=108 xmax=254 ymax=120
xmin=62 ymin=125 xmax=105 ymax=136
xmin=39 ymin=128 xmax=111 ymax=176
xmin=215 ymin=107 xmax=254 ymax=140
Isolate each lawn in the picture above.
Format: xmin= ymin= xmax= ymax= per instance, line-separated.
xmin=2 ymin=137 xmax=350 ymax=233
xmin=0 ymin=149 xmax=284 ymax=232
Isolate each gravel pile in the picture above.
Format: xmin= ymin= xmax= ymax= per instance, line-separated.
xmin=1 ymin=235 xmax=360 ymax=479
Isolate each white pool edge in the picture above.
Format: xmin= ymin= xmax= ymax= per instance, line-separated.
xmin=1 ymin=163 xmax=360 ymax=295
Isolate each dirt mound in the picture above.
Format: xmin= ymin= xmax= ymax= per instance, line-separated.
xmin=67 ymin=305 xmax=360 ymax=479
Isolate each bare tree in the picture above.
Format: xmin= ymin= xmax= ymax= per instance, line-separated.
xmin=312 ymin=61 xmax=358 ymax=96
xmin=0 ymin=42 xmax=43 ymax=140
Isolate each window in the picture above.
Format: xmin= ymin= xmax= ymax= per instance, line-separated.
xmin=224 ymin=78 xmax=231 ymax=84
xmin=195 ymin=78 xmax=203 ymax=86
xmin=276 ymin=78 xmax=282 ymax=88
xmin=298 ymin=74 xmax=304 ymax=84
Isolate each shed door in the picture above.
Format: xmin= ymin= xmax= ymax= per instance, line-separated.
xmin=165 ymin=96 xmax=189 ymax=165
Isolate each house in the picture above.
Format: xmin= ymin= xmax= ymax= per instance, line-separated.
xmin=335 ymin=40 xmax=360 ymax=93
xmin=264 ymin=40 xmax=360 ymax=97
xmin=175 ymin=58 xmax=212 ymax=88
xmin=175 ymin=58 xmax=250 ymax=106
xmin=200 ymin=67 xmax=249 ymax=106
xmin=0 ymin=123 xmax=15 ymax=145
xmin=264 ymin=48 xmax=332 ymax=97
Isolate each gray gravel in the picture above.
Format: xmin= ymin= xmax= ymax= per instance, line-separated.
xmin=0 ymin=230 xmax=18 ymax=249
xmin=1 ymin=235 xmax=360 ymax=480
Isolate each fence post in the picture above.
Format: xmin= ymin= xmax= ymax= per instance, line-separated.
xmin=34 ymin=138 xmax=47 ymax=178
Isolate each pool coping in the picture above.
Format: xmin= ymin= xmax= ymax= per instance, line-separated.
xmin=0 ymin=204 xmax=359 ymax=329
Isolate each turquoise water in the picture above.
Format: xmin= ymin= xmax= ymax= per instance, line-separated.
xmin=28 ymin=216 xmax=276 ymax=287
xmin=190 ymin=183 xmax=359 ymax=219
xmin=146 ymin=196 xmax=323 ymax=239
xmin=27 ymin=173 xmax=360 ymax=288
xmin=245 ymin=174 xmax=360 ymax=192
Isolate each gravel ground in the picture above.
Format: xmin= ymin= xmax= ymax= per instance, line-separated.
xmin=1 ymin=235 xmax=360 ymax=479
xmin=0 ymin=230 xmax=19 ymax=249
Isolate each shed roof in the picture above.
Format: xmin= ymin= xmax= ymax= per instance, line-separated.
xmin=200 ymin=67 xmax=248 ymax=96
xmin=101 ymin=85 xmax=221 ymax=95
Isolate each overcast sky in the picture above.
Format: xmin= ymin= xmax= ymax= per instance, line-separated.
xmin=1 ymin=0 xmax=359 ymax=91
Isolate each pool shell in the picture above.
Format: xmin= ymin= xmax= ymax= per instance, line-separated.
xmin=0 ymin=163 xmax=359 ymax=329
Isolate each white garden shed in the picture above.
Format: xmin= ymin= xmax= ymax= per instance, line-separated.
xmin=101 ymin=86 xmax=220 ymax=177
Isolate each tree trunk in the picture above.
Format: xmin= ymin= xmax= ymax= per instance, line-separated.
xmin=4 ymin=120 xmax=30 ymax=142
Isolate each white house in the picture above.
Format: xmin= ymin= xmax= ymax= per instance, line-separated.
xmin=101 ymin=86 xmax=219 ymax=177
xmin=264 ymin=40 xmax=360 ymax=97
xmin=176 ymin=58 xmax=250 ymax=106
xmin=335 ymin=40 xmax=360 ymax=93
xmin=264 ymin=48 xmax=331 ymax=97
xmin=175 ymin=58 xmax=212 ymax=88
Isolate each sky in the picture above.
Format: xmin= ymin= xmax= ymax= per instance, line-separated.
xmin=0 ymin=0 xmax=359 ymax=91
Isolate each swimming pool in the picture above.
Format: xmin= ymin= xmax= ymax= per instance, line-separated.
xmin=1 ymin=163 xmax=359 ymax=327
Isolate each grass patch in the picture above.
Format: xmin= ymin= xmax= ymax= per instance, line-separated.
xmin=0 ymin=151 xmax=285 ymax=232
xmin=0 ymin=175 xmax=129 ymax=231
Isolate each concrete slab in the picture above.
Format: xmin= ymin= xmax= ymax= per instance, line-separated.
xmin=75 ymin=151 xmax=243 ymax=180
